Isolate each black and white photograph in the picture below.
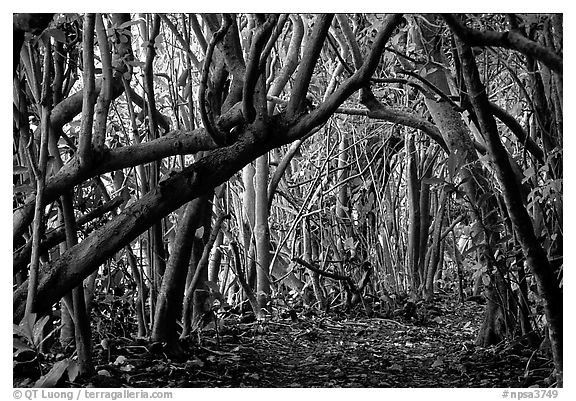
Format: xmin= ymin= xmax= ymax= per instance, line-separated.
xmin=10 ymin=9 xmax=565 ymax=394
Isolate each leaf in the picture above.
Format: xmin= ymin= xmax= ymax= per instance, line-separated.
xmin=13 ymin=166 xmax=29 ymax=175
xmin=432 ymin=356 xmax=444 ymax=368
xmin=343 ymin=237 xmax=356 ymax=251
xmin=522 ymin=166 xmax=536 ymax=183
xmin=422 ymin=177 xmax=446 ymax=186
xmin=117 ymin=20 xmax=141 ymax=30
xmin=205 ymin=281 xmax=220 ymax=293
xmin=67 ymin=360 xmax=80 ymax=382
xmin=34 ymin=359 xmax=71 ymax=388
xmin=13 ymin=184 xmax=35 ymax=195
xmin=13 ymin=338 xmax=32 ymax=353
xmin=13 ymin=323 xmax=29 ymax=340
xmin=114 ymin=355 xmax=127 ymax=365
xmin=195 ymin=226 xmax=205 ymax=238
xmin=45 ymin=28 xmax=67 ymax=43
xmin=18 ymin=315 xmax=35 ymax=342
xmin=32 ymin=315 xmax=50 ymax=347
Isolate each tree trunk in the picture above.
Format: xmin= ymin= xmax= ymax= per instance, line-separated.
xmin=424 ymin=188 xmax=447 ymax=301
xmin=151 ymin=196 xmax=207 ymax=347
xmin=456 ymin=34 xmax=563 ymax=385
xmin=254 ymin=153 xmax=271 ymax=309
xmin=405 ymin=133 xmax=421 ymax=297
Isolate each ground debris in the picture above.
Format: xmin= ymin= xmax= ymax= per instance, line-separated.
xmin=13 ymin=301 xmax=553 ymax=388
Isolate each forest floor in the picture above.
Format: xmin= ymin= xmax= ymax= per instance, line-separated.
xmin=14 ymin=297 xmax=555 ymax=388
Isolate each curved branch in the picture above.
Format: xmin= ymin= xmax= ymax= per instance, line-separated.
xmin=159 ymin=14 xmax=201 ymax=70
xmin=287 ymin=14 xmax=404 ymax=138
xmin=336 ymin=103 xmax=448 ymax=152
xmin=13 ymin=134 xmax=277 ymax=322
xmin=143 ymin=14 xmax=162 ymax=141
xmin=397 ymin=69 xmax=465 ymax=111
xmin=92 ymin=14 xmax=113 ymax=154
xmin=189 ymin=14 xmax=208 ymax=54
xmin=126 ymin=86 xmax=171 ymax=133
xmin=326 ymin=32 xmax=354 ymax=76
xmin=199 ymin=14 xmax=233 ymax=146
xmin=267 ymin=126 xmax=320 ymax=209
xmin=286 ymin=14 xmax=334 ymax=119
xmin=243 ymin=14 xmax=277 ymax=123
xmin=13 ymin=128 xmax=219 ymax=244
xmin=489 ymin=102 xmax=544 ymax=163
xmin=443 ymin=14 xmax=562 ymax=75
xmin=336 ymin=14 xmax=363 ymax=69
xmin=259 ymin=14 xmax=289 ymax=69
xmin=78 ymin=14 xmax=96 ymax=166
xmin=13 ymin=196 xmax=125 ymax=274
xmin=267 ymin=15 xmax=304 ymax=114
xmin=293 ymin=257 xmax=355 ymax=288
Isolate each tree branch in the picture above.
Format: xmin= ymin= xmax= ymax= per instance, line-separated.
xmin=443 ymin=14 xmax=562 ymax=75
xmin=243 ymin=14 xmax=277 ymax=123
xmin=13 ymin=128 xmax=218 ymax=244
xmin=199 ymin=14 xmax=233 ymax=146
xmin=92 ymin=14 xmax=114 ymax=153
xmin=14 ymin=196 xmax=125 ymax=275
xmin=13 ymin=133 xmax=275 ymax=322
xmin=286 ymin=14 xmax=334 ymax=119
xmin=287 ymin=14 xmax=404 ymax=139
xmin=267 ymin=15 xmax=304 ymax=114
xmin=489 ymin=102 xmax=544 ymax=163
xmin=78 ymin=14 xmax=96 ymax=167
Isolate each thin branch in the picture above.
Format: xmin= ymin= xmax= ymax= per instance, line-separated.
xmin=159 ymin=14 xmax=201 ymax=70
xmin=25 ymin=36 xmax=52 ymax=318
xmin=293 ymin=257 xmax=355 ymax=288
xmin=287 ymin=14 xmax=404 ymax=138
xmin=396 ymin=69 xmax=465 ymax=111
xmin=258 ymin=14 xmax=289 ymax=70
xmin=287 ymin=14 xmax=334 ymax=119
xmin=326 ymin=32 xmax=355 ymax=76
xmin=243 ymin=14 xmax=277 ymax=123
xmin=267 ymin=15 xmax=304 ymax=114
xmin=14 ymin=196 xmax=125 ymax=274
xmin=143 ymin=14 xmax=162 ymax=141
xmin=92 ymin=14 xmax=113 ymax=153
xmin=78 ymin=14 xmax=96 ymax=166
xmin=489 ymin=102 xmax=544 ymax=163
xmin=189 ymin=14 xmax=208 ymax=54
xmin=443 ymin=14 xmax=562 ymax=75
xmin=336 ymin=14 xmax=363 ymax=69
xmin=336 ymin=103 xmax=448 ymax=152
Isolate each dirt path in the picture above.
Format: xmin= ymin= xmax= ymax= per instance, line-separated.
xmin=115 ymin=302 xmax=551 ymax=388
xmin=15 ymin=301 xmax=553 ymax=388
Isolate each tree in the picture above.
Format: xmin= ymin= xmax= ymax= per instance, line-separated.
xmin=13 ymin=13 xmax=562 ymax=385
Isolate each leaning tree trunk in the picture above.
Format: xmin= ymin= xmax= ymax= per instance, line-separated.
xmin=415 ymin=17 xmax=511 ymax=346
xmin=456 ymin=34 xmax=563 ymax=386
xmin=151 ymin=196 xmax=208 ymax=349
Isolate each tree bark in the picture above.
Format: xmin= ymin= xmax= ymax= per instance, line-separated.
xmin=455 ymin=33 xmax=563 ymax=386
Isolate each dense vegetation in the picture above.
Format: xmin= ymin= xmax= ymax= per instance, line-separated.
xmin=13 ymin=13 xmax=562 ymax=387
